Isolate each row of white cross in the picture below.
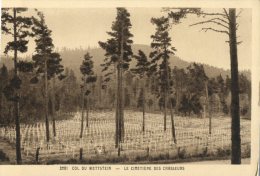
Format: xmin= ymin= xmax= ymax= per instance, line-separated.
xmin=0 ymin=111 xmax=251 ymax=160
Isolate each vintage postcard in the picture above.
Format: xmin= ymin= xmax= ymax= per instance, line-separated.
xmin=0 ymin=0 xmax=259 ymax=176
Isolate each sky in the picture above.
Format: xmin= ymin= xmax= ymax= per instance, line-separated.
xmin=1 ymin=8 xmax=252 ymax=70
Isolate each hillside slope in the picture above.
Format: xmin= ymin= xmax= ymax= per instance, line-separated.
xmin=0 ymin=44 xmax=251 ymax=80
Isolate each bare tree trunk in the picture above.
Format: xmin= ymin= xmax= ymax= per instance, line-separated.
xmin=165 ymin=58 xmax=176 ymax=143
xmin=13 ymin=8 xmax=22 ymax=164
xmin=163 ymin=88 xmax=167 ymax=131
xmin=86 ymin=96 xmax=89 ymax=128
xmin=142 ymin=79 xmax=145 ymax=133
xmin=115 ymin=68 xmax=119 ymax=148
xmin=169 ymin=99 xmax=176 ymax=143
xmin=118 ymin=64 xmax=123 ymax=143
xmin=44 ymin=56 xmax=50 ymax=143
xmin=0 ymin=93 xmax=3 ymax=121
xmin=99 ymin=76 xmax=102 ymax=106
xmin=229 ymin=8 xmax=241 ymax=164
xmin=175 ymin=88 xmax=179 ymax=114
xmin=80 ymin=86 xmax=85 ymax=138
xmin=120 ymin=70 xmax=124 ymax=141
xmin=116 ymin=66 xmax=120 ymax=152
xmin=205 ymin=81 xmax=211 ymax=134
xmin=51 ymin=77 xmax=56 ymax=137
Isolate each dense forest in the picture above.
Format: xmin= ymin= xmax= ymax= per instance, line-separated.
xmin=0 ymin=56 xmax=251 ymax=125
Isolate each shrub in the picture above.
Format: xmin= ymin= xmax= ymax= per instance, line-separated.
xmin=178 ymin=147 xmax=187 ymax=159
xmin=0 ymin=150 xmax=9 ymax=161
xmin=216 ymin=148 xmax=231 ymax=157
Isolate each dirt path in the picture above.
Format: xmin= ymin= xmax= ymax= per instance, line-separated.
xmin=0 ymin=138 xmax=17 ymax=164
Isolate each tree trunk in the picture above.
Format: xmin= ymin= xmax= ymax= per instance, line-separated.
xmin=175 ymin=88 xmax=179 ymax=114
xmin=86 ymin=96 xmax=89 ymax=128
xmin=118 ymin=63 xmax=123 ymax=143
xmin=163 ymin=88 xmax=167 ymax=131
xmin=80 ymin=77 xmax=86 ymax=138
xmin=116 ymin=66 xmax=120 ymax=151
xmin=44 ymin=56 xmax=50 ymax=143
xmin=205 ymin=81 xmax=211 ymax=134
xmin=51 ymin=77 xmax=56 ymax=137
xmin=0 ymin=93 xmax=3 ymax=120
xmin=165 ymin=58 xmax=176 ymax=143
xmin=13 ymin=8 xmax=22 ymax=164
xmin=115 ymin=67 xmax=119 ymax=148
xmin=99 ymin=76 xmax=102 ymax=106
xmin=80 ymin=87 xmax=85 ymax=138
xmin=229 ymin=8 xmax=241 ymax=164
xmin=117 ymin=78 xmax=121 ymax=156
xmin=117 ymin=26 xmax=125 ymax=156
xmin=120 ymin=70 xmax=124 ymax=140
xmin=169 ymin=98 xmax=176 ymax=143
xmin=142 ymin=80 xmax=145 ymax=133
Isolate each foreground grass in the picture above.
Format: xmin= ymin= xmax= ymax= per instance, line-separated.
xmin=25 ymin=146 xmax=250 ymax=165
xmin=0 ymin=139 xmax=250 ymax=165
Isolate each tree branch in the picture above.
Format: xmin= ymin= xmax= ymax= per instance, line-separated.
xmin=190 ymin=18 xmax=229 ymax=29
xmin=236 ymin=9 xmax=243 ymax=18
xmin=200 ymin=12 xmax=226 ymax=17
xmin=201 ymin=27 xmax=229 ymax=35
xmin=236 ymin=23 xmax=239 ymax=30
xmin=226 ymin=40 xmax=242 ymax=45
xmin=223 ymin=8 xmax=230 ymax=22
xmin=237 ymin=41 xmax=243 ymax=45
xmin=211 ymin=17 xmax=229 ymax=25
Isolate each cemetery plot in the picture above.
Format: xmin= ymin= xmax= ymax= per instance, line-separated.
xmin=0 ymin=110 xmax=251 ymax=162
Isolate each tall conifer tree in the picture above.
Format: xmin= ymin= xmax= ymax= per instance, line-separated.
xmin=1 ymin=8 xmax=34 ymax=164
xmin=150 ymin=16 xmax=177 ymax=143
xmin=99 ymin=8 xmax=133 ymax=154
xmin=31 ymin=11 xmax=64 ymax=142
xmin=79 ymin=52 xmax=96 ymax=138
xmin=131 ymin=50 xmax=150 ymax=132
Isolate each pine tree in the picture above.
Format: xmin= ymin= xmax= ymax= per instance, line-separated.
xmin=150 ymin=16 xmax=176 ymax=143
xmin=31 ymin=11 xmax=64 ymax=142
xmin=1 ymin=8 xmax=34 ymax=164
xmin=131 ymin=50 xmax=150 ymax=132
xmin=79 ymin=52 xmax=96 ymax=138
xmin=99 ymin=8 xmax=133 ymax=153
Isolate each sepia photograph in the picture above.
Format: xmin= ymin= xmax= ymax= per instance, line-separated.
xmin=0 ymin=0 xmax=259 ymax=175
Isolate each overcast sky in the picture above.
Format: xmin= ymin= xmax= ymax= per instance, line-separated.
xmin=1 ymin=8 xmax=252 ymax=70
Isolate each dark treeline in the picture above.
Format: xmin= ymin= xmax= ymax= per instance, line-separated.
xmin=0 ymin=65 xmax=80 ymax=125
xmin=0 ymin=61 xmax=251 ymax=126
